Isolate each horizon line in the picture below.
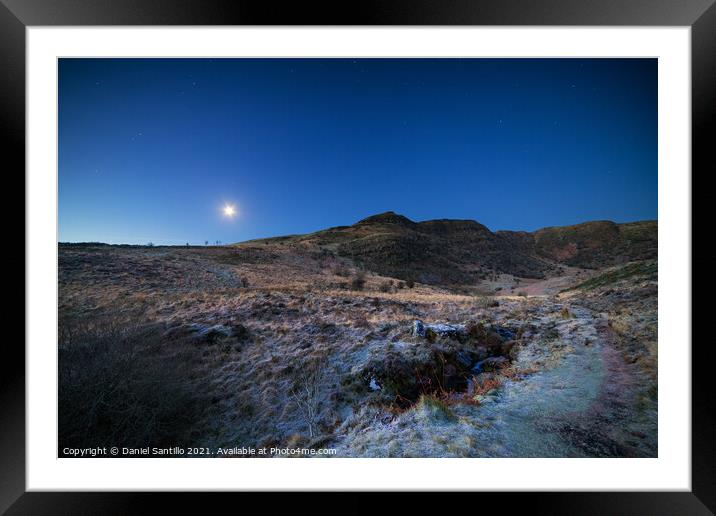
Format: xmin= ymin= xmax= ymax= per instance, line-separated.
xmin=58 ymin=213 xmax=658 ymax=247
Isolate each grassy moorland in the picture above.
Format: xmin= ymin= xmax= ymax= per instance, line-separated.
xmin=58 ymin=214 xmax=657 ymax=457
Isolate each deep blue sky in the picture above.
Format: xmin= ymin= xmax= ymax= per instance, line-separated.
xmin=59 ymin=58 xmax=657 ymax=245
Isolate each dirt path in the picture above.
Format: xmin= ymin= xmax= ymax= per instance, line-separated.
xmin=464 ymin=302 xmax=656 ymax=457
xmin=469 ymin=301 xmax=656 ymax=456
xmin=334 ymin=299 xmax=657 ymax=457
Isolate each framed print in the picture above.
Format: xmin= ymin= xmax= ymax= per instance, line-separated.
xmin=4 ymin=0 xmax=712 ymax=512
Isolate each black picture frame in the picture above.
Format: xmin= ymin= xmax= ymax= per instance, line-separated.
xmin=3 ymin=0 xmax=710 ymax=512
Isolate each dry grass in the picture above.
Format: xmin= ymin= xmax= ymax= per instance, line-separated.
xmin=58 ymin=244 xmax=658 ymax=456
xmin=471 ymin=375 xmax=503 ymax=397
xmin=58 ymin=315 xmax=211 ymax=451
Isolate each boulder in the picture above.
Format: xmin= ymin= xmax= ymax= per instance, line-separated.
xmin=425 ymin=323 xmax=465 ymax=338
xmin=412 ymin=320 xmax=468 ymax=340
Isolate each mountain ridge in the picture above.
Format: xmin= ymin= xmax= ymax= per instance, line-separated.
xmin=235 ymin=211 xmax=657 ymax=285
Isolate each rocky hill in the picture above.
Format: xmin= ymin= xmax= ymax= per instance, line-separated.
xmin=237 ymin=212 xmax=657 ymax=285
xmin=533 ymin=220 xmax=657 ymax=269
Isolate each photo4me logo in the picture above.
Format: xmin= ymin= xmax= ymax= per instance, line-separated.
xmin=215 ymin=446 xmax=337 ymax=457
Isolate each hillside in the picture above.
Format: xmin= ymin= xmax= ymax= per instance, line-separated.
xmin=235 ymin=212 xmax=657 ymax=286
xmin=533 ymin=220 xmax=658 ymax=268
xmin=59 ymin=238 xmax=659 ymax=458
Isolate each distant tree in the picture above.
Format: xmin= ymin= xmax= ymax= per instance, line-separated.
xmin=205 ymin=240 xmax=209 ymax=246
xmin=147 ymin=242 xmax=154 ymax=247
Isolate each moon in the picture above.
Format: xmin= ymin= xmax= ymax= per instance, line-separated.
xmin=223 ymin=204 xmax=236 ymax=218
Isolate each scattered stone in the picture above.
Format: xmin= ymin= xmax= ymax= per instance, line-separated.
xmin=412 ymin=320 xmax=426 ymax=337
xmin=494 ymin=326 xmax=516 ymax=340
xmin=189 ymin=323 xmax=232 ymax=343
xmin=472 ymin=356 xmax=509 ymax=373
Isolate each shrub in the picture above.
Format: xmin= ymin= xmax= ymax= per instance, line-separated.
xmin=517 ymin=291 xmax=528 ymax=297
xmin=232 ymin=322 xmax=250 ymax=341
xmin=397 ymin=281 xmax=406 ymax=289
xmin=352 ymin=314 xmax=370 ymax=328
xmin=350 ymin=271 xmax=366 ymax=291
xmin=288 ymin=357 xmax=331 ymax=438
xmin=405 ymin=279 xmax=415 ymax=289
xmin=378 ymin=280 xmax=392 ymax=293
xmin=471 ymin=375 xmax=503 ymax=398
xmin=58 ymin=317 xmax=208 ymax=452
xmin=474 ymin=296 xmax=499 ymax=309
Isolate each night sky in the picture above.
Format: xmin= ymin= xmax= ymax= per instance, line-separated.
xmin=59 ymin=58 xmax=657 ymax=245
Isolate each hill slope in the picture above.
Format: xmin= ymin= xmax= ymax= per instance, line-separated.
xmin=533 ymin=220 xmax=657 ymax=268
xmin=235 ymin=212 xmax=657 ymax=285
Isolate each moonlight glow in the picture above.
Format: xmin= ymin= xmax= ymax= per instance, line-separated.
xmin=223 ymin=204 xmax=236 ymax=218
